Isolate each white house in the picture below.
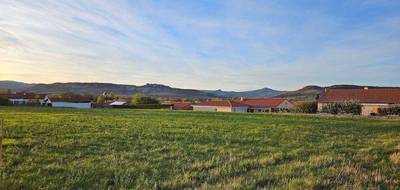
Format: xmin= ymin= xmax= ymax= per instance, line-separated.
xmin=47 ymin=97 xmax=92 ymax=109
xmin=242 ymin=98 xmax=294 ymax=112
xmin=192 ymin=98 xmax=294 ymax=113
xmin=192 ymin=100 xmax=249 ymax=112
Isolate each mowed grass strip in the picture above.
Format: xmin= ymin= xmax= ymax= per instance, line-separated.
xmin=0 ymin=107 xmax=399 ymax=189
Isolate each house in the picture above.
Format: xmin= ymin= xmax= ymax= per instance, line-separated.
xmin=170 ymin=102 xmax=193 ymax=110
xmin=0 ymin=92 xmax=45 ymax=105
xmin=192 ymin=100 xmax=249 ymax=112
xmin=47 ymin=97 xmax=92 ymax=109
xmin=318 ymin=88 xmax=400 ymax=115
xmin=192 ymin=98 xmax=294 ymax=113
xmin=243 ymin=98 xmax=295 ymax=112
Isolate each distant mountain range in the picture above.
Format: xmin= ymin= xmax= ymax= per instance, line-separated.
xmin=202 ymin=88 xmax=285 ymax=98
xmin=0 ymin=81 xmax=398 ymax=100
xmin=276 ymin=85 xmax=400 ymax=101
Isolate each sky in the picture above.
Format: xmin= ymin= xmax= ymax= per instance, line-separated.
xmin=0 ymin=0 xmax=399 ymax=91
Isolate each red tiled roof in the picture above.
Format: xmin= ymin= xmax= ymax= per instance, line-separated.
xmin=242 ymin=98 xmax=288 ymax=108
xmin=172 ymin=102 xmax=193 ymax=110
xmin=50 ymin=97 xmax=92 ymax=103
xmin=318 ymin=89 xmax=400 ymax=104
xmin=0 ymin=92 xmax=45 ymax=99
xmin=193 ymin=100 xmax=249 ymax=107
xmin=193 ymin=98 xmax=290 ymax=108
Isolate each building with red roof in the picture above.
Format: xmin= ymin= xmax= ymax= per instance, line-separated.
xmin=318 ymin=88 xmax=400 ymax=115
xmin=192 ymin=98 xmax=294 ymax=113
xmin=171 ymin=102 xmax=193 ymax=110
xmin=0 ymin=92 xmax=46 ymax=105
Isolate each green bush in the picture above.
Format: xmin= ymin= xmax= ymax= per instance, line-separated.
xmin=131 ymin=94 xmax=160 ymax=105
xmin=0 ymin=97 xmax=9 ymax=105
xmin=378 ymin=106 xmax=400 ymax=115
xmin=295 ymin=101 xmax=317 ymax=113
xmin=321 ymin=101 xmax=361 ymax=115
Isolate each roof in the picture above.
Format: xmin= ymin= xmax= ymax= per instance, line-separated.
xmin=0 ymin=92 xmax=46 ymax=99
xmin=242 ymin=98 xmax=288 ymax=108
xmin=109 ymin=101 xmax=128 ymax=106
xmin=172 ymin=102 xmax=193 ymax=110
xmin=50 ymin=97 xmax=92 ymax=103
xmin=193 ymin=100 xmax=249 ymax=107
xmin=193 ymin=98 xmax=290 ymax=108
xmin=318 ymin=89 xmax=400 ymax=104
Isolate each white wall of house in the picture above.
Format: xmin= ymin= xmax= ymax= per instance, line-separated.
xmin=8 ymin=98 xmax=30 ymax=105
xmin=317 ymin=103 xmax=326 ymax=112
xmin=192 ymin=105 xmax=218 ymax=112
xmin=192 ymin=105 xmax=248 ymax=112
xmin=52 ymin=102 xmax=92 ymax=109
xmin=360 ymin=103 xmax=389 ymax=116
xmin=231 ymin=107 xmax=248 ymax=113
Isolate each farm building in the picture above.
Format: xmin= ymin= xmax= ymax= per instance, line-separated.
xmin=46 ymin=97 xmax=92 ymax=109
xmin=192 ymin=98 xmax=294 ymax=113
xmin=192 ymin=100 xmax=249 ymax=112
xmin=170 ymin=102 xmax=193 ymax=110
xmin=242 ymin=98 xmax=294 ymax=112
xmin=318 ymin=88 xmax=400 ymax=115
xmin=0 ymin=92 xmax=45 ymax=105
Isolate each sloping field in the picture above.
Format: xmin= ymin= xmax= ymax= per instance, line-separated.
xmin=0 ymin=107 xmax=399 ymax=189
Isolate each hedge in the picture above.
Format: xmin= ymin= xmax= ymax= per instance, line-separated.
xmin=321 ymin=101 xmax=362 ymax=115
xmin=295 ymin=101 xmax=318 ymax=113
xmin=378 ymin=106 xmax=400 ymax=115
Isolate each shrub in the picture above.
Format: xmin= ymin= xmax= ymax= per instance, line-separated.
xmin=295 ymin=101 xmax=317 ymax=113
xmin=131 ymin=94 xmax=160 ymax=105
xmin=378 ymin=106 xmax=400 ymax=115
xmin=0 ymin=97 xmax=9 ymax=105
xmin=321 ymin=101 xmax=361 ymax=115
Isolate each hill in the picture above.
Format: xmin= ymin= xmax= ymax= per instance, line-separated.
xmin=0 ymin=81 xmax=283 ymax=98
xmin=0 ymin=80 xmax=34 ymax=91
xmin=26 ymin=82 xmax=217 ymax=98
xmin=1 ymin=81 xmax=398 ymax=99
xmin=277 ymin=85 xmax=400 ymax=101
xmin=202 ymin=87 xmax=285 ymax=98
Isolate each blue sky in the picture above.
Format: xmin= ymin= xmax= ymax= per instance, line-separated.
xmin=0 ymin=0 xmax=399 ymax=90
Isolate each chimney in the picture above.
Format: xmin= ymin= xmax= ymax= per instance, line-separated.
xmin=324 ymin=88 xmax=327 ymax=92
xmin=364 ymin=87 xmax=368 ymax=90
xmin=240 ymin=97 xmax=244 ymax=101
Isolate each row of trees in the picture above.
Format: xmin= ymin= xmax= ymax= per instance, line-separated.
xmin=0 ymin=97 xmax=8 ymax=105
xmin=294 ymin=101 xmax=362 ymax=115
xmin=321 ymin=101 xmax=362 ymax=115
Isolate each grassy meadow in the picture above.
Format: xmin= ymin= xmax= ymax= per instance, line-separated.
xmin=0 ymin=107 xmax=399 ymax=189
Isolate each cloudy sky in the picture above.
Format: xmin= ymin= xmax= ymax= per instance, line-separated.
xmin=0 ymin=0 xmax=399 ymax=91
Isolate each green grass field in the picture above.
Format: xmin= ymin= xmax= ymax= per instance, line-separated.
xmin=0 ymin=107 xmax=399 ymax=189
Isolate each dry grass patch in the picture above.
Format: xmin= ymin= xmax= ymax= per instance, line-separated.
xmin=389 ymin=152 xmax=400 ymax=165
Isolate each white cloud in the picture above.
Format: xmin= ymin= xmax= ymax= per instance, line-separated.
xmin=0 ymin=0 xmax=399 ymax=90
